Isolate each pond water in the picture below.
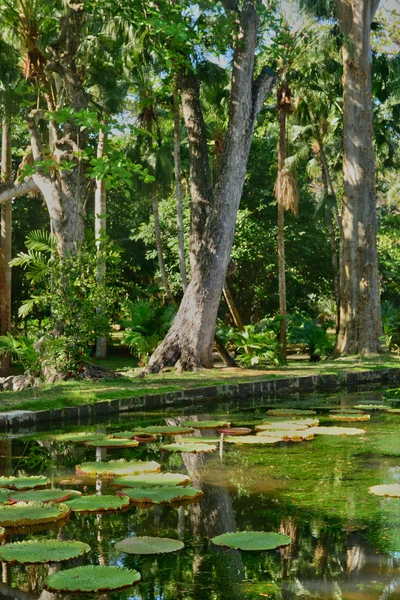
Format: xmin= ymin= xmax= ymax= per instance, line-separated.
xmin=0 ymin=387 xmax=400 ymax=600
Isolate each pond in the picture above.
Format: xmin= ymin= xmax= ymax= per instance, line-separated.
xmin=0 ymin=387 xmax=399 ymax=600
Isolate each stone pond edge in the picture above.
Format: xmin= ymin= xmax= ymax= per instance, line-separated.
xmin=1 ymin=367 xmax=400 ymax=432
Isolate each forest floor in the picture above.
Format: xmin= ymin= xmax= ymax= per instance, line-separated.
xmin=0 ymin=353 xmax=400 ymax=413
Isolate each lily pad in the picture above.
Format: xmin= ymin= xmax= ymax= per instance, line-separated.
xmin=354 ymin=404 xmax=389 ymax=411
xmin=45 ymin=565 xmax=141 ymax=592
xmin=174 ymin=436 xmax=221 ymax=444
xmin=136 ymin=426 xmax=195 ymax=435
xmin=329 ymin=414 xmax=370 ymax=422
xmin=8 ymin=489 xmax=81 ymax=504
xmin=113 ymin=473 xmax=191 ymax=488
xmin=53 ymin=432 xmax=107 ymax=443
xmin=134 ymin=434 xmax=158 ymax=443
xmin=115 ymin=536 xmax=184 ymax=555
xmin=84 ymin=438 xmax=139 ymax=448
xmin=218 ymin=427 xmax=252 ymax=435
xmin=111 ymin=431 xmax=140 ymax=439
xmin=0 ymin=526 xmax=4 ymax=540
xmin=307 ymin=426 xmax=366 ymax=436
xmin=76 ymin=459 xmax=161 ymax=478
xmin=267 ymin=409 xmax=317 ymax=416
xmin=224 ymin=435 xmax=282 ymax=445
xmin=161 ymin=442 xmax=217 ymax=453
xmin=184 ymin=420 xmax=230 ymax=429
xmin=255 ymin=421 xmax=315 ymax=432
xmin=118 ymin=486 xmax=203 ymax=505
xmin=0 ymin=488 xmax=12 ymax=503
xmin=0 ymin=539 xmax=90 ymax=564
xmin=329 ymin=409 xmax=365 ymax=414
xmin=387 ymin=408 xmax=400 ymax=414
xmin=369 ymin=484 xmax=400 ymax=497
xmin=256 ymin=431 xmax=314 ymax=441
xmin=0 ymin=502 xmax=70 ymax=527
xmin=65 ymin=494 xmax=130 ymax=512
xmin=211 ymin=531 xmax=292 ymax=551
xmin=0 ymin=475 xmax=50 ymax=490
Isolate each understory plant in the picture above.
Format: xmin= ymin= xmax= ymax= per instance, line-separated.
xmin=3 ymin=231 xmax=122 ymax=377
xmin=227 ymin=318 xmax=283 ymax=367
xmin=288 ymin=316 xmax=334 ymax=361
xmin=381 ymin=300 xmax=400 ymax=350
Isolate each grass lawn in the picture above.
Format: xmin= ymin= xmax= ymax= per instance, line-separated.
xmin=1 ymin=353 xmax=399 ymax=414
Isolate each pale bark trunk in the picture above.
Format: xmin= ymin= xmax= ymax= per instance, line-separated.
xmin=147 ymin=0 xmax=277 ymax=371
xmin=95 ymin=126 xmax=107 ymax=360
xmin=173 ymin=75 xmax=188 ymax=291
xmin=152 ymin=183 xmax=175 ymax=304
xmin=223 ymin=281 xmax=244 ymax=330
xmin=1 ymin=117 xmax=12 ymax=373
xmin=335 ymin=0 xmax=382 ymax=354
xmin=277 ymin=107 xmax=287 ymax=359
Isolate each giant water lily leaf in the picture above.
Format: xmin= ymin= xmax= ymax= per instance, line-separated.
xmin=65 ymin=494 xmax=130 ymax=512
xmin=0 ymin=502 xmax=70 ymax=527
xmin=387 ymin=409 xmax=400 ymax=414
xmin=329 ymin=414 xmax=370 ymax=422
xmin=115 ymin=536 xmax=184 ymax=555
xmin=113 ymin=473 xmax=191 ymax=488
xmin=211 ymin=531 xmax=292 ymax=551
xmin=255 ymin=421 xmax=314 ymax=432
xmin=173 ymin=436 xmax=221 ymax=444
xmin=307 ymin=426 xmax=366 ymax=436
xmin=111 ymin=431 xmax=141 ymax=439
xmin=84 ymin=438 xmax=139 ymax=448
xmin=218 ymin=427 xmax=252 ymax=435
xmin=354 ymin=404 xmax=389 ymax=411
xmin=118 ymin=486 xmax=203 ymax=505
xmin=45 ymin=565 xmax=141 ymax=592
xmin=0 ymin=527 xmax=4 ymax=540
xmin=224 ymin=436 xmax=282 ymax=445
xmin=369 ymin=484 xmax=400 ymax=497
xmin=0 ymin=539 xmax=90 ymax=564
xmin=76 ymin=459 xmax=160 ymax=478
xmin=329 ymin=409 xmax=365 ymax=414
xmin=256 ymin=430 xmax=314 ymax=441
xmin=161 ymin=442 xmax=217 ymax=453
xmin=0 ymin=475 xmax=50 ymax=490
xmin=8 ymin=489 xmax=81 ymax=504
xmin=0 ymin=488 xmax=12 ymax=503
xmin=267 ymin=409 xmax=317 ymax=416
xmin=53 ymin=432 xmax=107 ymax=443
xmin=184 ymin=420 xmax=230 ymax=429
xmin=136 ymin=426 xmax=195 ymax=435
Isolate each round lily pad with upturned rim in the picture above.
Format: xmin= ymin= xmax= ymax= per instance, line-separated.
xmin=211 ymin=531 xmax=292 ymax=551
xmin=65 ymin=494 xmax=130 ymax=512
xmin=354 ymin=404 xmax=389 ymax=411
xmin=0 ymin=475 xmax=50 ymax=490
xmin=329 ymin=414 xmax=370 ymax=422
xmin=183 ymin=420 xmax=230 ymax=429
xmin=0 ymin=539 xmax=90 ymax=564
xmin=256 ymin=430 xmax=314 ymax=441
xmin=307 ymin=426 xmax=366 ymax=436
xmin=0 ymin=502 xmax=70 ymax=527
xmin=45 ymin=565 xmax=141 ymax=592
xmin=8 ymin=488 xmax=81 ymax=504
xmin=224 ymin=435 xmax=283 ymax=445
xmin=267 ymin=409 xmax=317 ymax=416
xmin=387 ymin=408 xmax=400 ymax=414
xmin=218 ymin=427 xmax=251 ymax=435
xmin=255 ymin=421 xmax=313 ymax=432
xmin=76 ymin=459 xmax=160 ymax=478
xmin=134 ymin=434 xmax=158 ymax=443
xmin=84 ymin=438 xmax=139 ymax=448
xmin=52 ymin=432 xmax=107 ymax=443
xmin=118 ymin=486 xmax=203 ymax=505
xmin=329 ymin=409 xmax=365 ymax=414
xmin=113 ymin=472 xmax=191 ymax=488
xmin=0 ymin=526 xmax=4 ymax=540
xmin=161 ymin=442 xmax=217 ymax=453
xmin=115 ymin=536 xmax=184 ymax=555
xmin=369 ymin=484 xmax=400 ymax=497
xmin=135 ymin=426 xmax=195 ymax=435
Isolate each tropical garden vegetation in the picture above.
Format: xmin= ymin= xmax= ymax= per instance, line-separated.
xmin=0 ymin=0 xmax=399 ymax=383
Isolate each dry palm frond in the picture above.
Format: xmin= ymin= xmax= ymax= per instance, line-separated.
xmin=274 ymin=168 xmax=299 ymax=216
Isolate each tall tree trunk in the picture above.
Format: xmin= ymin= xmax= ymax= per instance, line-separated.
xmin=1 ymin=117 xmax=12 ymax=373
xmin=152 ymin=183 xmax=175 ymax=304
xmin=147 ymin=0 xmax=277 ymax=371
xmin=277 ymin=102 xmax=288 ymax=359
xmin=173 ymin=75 xmax=188 ymax=291
xmin=335 ymin=0 xmax=382 ymax=354
xmin=95 ymin=126 xmax=107 ymax=360
xmin=317 ymin=138 xmax=340 ymax=334
xmin=223 ymin=282 xmax=244 ymax=330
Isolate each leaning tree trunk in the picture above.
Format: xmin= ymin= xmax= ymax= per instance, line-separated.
xmin=335 ymin=0 xmax=382 ymax=354
xmin=152 ymin=183 xmax=175 ymax=305
xmin=173 ymin=74 xmax=188 ymax=292
xmin=95 ymin=126 xmax=108 ymax=360
xmin=0 ymin=3 xmax=88 ymax=256
xmin=1 ymin=117 xmax=12 ymax=373
xmin=147 ymin=0 xmax=277 ymax=371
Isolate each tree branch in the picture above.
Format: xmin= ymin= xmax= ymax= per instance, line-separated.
xmin=26 ymin=110 xmax=47 ymax=162
xmin=0 ymin=179 xmax=39 ymax=204
xmin=253 ymin=66 xmax=278 ymax=116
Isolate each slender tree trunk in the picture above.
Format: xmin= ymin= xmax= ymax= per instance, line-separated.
xmin=0 ymin=117 xmax=12 ymax=373
xmin=152 ymin=183 xmax=175 ymax=304
xmin=317 ymin=139 xmax=340 ymax=334
xmin=335 ymin=0 xmax=382 ymax=354
xmin=173 ymin=75 xmax=188 ymax=291
xmin=147 ymin=0 xmax=277 ymax=371
xmin=223 ymin=282 xmax=244 ymax=330
xmin=95 ymin=126 xmax=107 ymax=360
xmin=277 ymin=107 xmax=287 ymax=359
